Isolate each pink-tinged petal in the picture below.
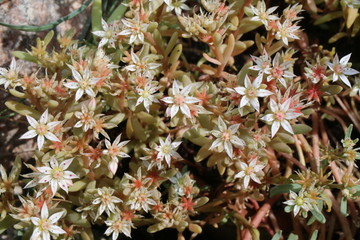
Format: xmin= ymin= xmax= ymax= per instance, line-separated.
xmin=170 ymin=150 xmax=183 ymax=160
xmin=20 ymin=130 xmax=37 ymax=139
xmin=41 ymin=203 xmax=49 ymax=219
xmin=75 ymin=88 xmax=84 ymax=101
xmin=38 ymin=175 xmax=52 ymax=184
xmin=271 ymin=121 xmax=280 ymax=138
xmin=281 ymin=120 xmax=294 ymax=134
xmin=285 ymin=111 xmax=301 ymax=119
xmin=37 ymin=135 xmax=45 ymax=150
xmin=26 ymin=115 xmax=39 ymax=128
xmin=40 ymin=109 xmax=49 ymax=124
xmin=45 ymin=132 xmax=60 ymax=142
xmin=60 ymin=158 xmax=74 ymax=170
xmin=50 ymin=225 xmax=66 ymax=235
xmin=49 ymin=211 xmax=64 ymax=223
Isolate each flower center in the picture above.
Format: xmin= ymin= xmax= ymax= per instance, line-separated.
xmin=36 ymin=124 xmax=48 ymax=135
xmin=113 ymin=220 xmax=124 ymax=230
xmin=259 ymin=12 xmax=268 ymax=20
xmin=245 ymin=166 xmax=254 ymax=175
xmin=142 ymin=90 xmax=150 ymax=98
xmin=39 ymin=219 xmax=51 ymax=231
xmin=51 ymin=167 xmax=64 ymax=180
xmin=275 ymin=111 xmax=285 ymax=121
xmin=246 ymin=87 xmax=257 ymax=98
xmin=271 ymin=67 xmax=284 ymax=78
xmin=174 ymin=95 xmax=185 ymax=105
xmin=295 ymin=197 xmax=304 ymax=206
xmin=334 ymin=64 xmax=343 ymax=74
xmin=221 ymin=130 xmax=232 ymax=142
xmin=161 ymin=145 xmax=172 ymax=155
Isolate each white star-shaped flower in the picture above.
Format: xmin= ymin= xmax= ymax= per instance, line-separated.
xmin=155 ymin=135 xmax=182 ymax=167
xmin=0 ymin=57 xmax=20 ymax=89
xmin=64 ymin=66 xmax=100 ymax=101
xmin=250 ymin=1 xmax=278 ymax=27
xmin=234 ymin=158 xmax=265 ymax=188
xmin=283 ymin=190 xmax=313 ymax=216
xmin=234 ymin=75 xmax=273 ymax=112
xmin=260 ymin=98 xmax=302 ymax=138
xmin=326 ymin=53 xmax=359 ymax=87
xmin=30 ymin=203 xmax=66 ymax=240
xmin=136 ymin=81 xmax=160 ymax=112
xmin=164 ymin=0 xmax=191 ymax=15
xmin=162 ymin=81 xmax=201 ymax=118
xmin=20 ymin=109 xmax=61 ymax=150
xmin=92 ymin=187 xmax=122 ymax=219
xmin=103 ymin=134 xmax=130 ymax=175
xmin=209 ymin=117 xmax=245 ymax=159
xmin=92 ymin=18 xmax=119 ymax=48
xmin=36 ymin=157 xmax=78 ymax=196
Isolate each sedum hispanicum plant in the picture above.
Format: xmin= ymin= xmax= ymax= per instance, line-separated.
xmin=1 ymin=0 xmax=360 ymax=239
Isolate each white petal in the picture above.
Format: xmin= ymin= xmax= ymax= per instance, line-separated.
xmin=281 ymin=120 xmax=294 ymax=134
xmin=271 ymin=121 xmax=280 ymax=138
xmin=49 ymin=211 xmax=64 ymax=223
xmin=40 ymin=109 xmax=49 ymax=124
xmin=75 ymin=89 xmax=85 ymax=101
xmin=20 ymin=130 xmax=37 ymax=139
xmin=45 ymin=132 xmax=60 ymax=142
xmin=60 ymin=158 xmax=74 ymax=170
xmin=26 ymin=115 xmax=39 ymax=128
xmin=37 ymin=135 xmax=45 ymax=150
xmin=41 ymin=203 xmax=49 ymax=219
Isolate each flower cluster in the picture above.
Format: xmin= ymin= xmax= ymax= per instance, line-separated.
xmin=1 ymin=0 xmax=360 ymax=239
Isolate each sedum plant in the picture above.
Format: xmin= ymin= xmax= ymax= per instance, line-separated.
xmin=1 ymin=0 xmax=360 ymax=239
